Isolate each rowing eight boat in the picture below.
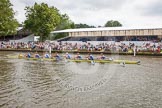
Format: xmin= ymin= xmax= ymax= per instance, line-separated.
xmin=7 ymin=55 xmax=57 ymax=61
xmin=6 ymin=55 xmax=140 ymax=64
xmin=67 ymin=59 xmax=140 ymax=64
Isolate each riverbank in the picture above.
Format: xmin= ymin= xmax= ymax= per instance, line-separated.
xmin=1 ymin=48 xmax=162 ymax=56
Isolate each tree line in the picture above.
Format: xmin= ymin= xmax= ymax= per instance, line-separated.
xmin=0 ymin=0 xmax=122 ymax=41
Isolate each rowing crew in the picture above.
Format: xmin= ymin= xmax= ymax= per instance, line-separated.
xmin=75 ymin=53 xmax=112 ymax=60
xmin=19 ymin=52 xmax=62 ymax=60
xmin=19 ymin=52 xmax=112 ymax=60
xmin=86 ymin=53 xmax=112 ymax=60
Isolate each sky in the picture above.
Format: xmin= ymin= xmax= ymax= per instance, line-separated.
xmin=10 ymin=0 xmax=162 ymax=27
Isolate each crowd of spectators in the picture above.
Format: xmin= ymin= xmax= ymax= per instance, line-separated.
xmin=0 ymin=41 xmax=162 ymax=53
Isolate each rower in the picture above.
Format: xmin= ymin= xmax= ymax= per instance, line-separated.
xmin=75 ymin=53 xmax=82 ymax=60
xmin=87 ymin=53 xmax=94 ymax=60
xmin=53 ymin=52 xmax=61 ymax=60
xmin=44 ymin=52 xmax=50 ymax=58
xmin=26 ymin=52 xmax=31 ymax=58
xmin=65 ymin=52 xmax=71 ymax=59
xmin=98 ymin=53 xmax=106 ymax=60
xmin=34 ymin=52 xmax=40 ymax=58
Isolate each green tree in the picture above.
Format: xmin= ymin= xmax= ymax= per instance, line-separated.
xmin=74 ymin=23 xmax=95 ymax=28
xmin=53 ymin=14 xmax=75 ymax=40
xmin=56 ymin=14 xmax=75 ymax=30
xmin=24 ymin=2 xmax=61 ymax=41
xmin=0 ymin=0 xmax=18 ymax=39
xmin=104 ymin=20 xmax=122 ymax=27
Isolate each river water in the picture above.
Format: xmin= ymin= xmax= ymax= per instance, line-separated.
xmin=0 ymin=51 xmax=162 ymax=108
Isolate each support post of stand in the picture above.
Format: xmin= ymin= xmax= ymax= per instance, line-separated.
xmin=133 ymin=45 xmax=136 ymax=57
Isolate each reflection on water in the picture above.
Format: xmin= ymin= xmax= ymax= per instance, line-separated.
xmin=0 ymin=51 xmax=162 ymax=108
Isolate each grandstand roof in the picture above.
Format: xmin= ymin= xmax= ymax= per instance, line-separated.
xmin=51 ymin=26 xmax=162 ymax=33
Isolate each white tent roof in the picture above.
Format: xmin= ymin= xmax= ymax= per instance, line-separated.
xmin=51 ymin=26 xmax=162 ymax=33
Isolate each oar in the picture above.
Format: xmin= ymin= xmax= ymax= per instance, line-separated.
xmin=94 ymin=57 xmax=113 ymax=61
xmin=85 ymin=57 xmax=95 ymax=65
xmin=91 ymin=60 xmax=95 ymax=65
xmin=120 ymin=61 xmax=126 ymax=67
xmin=103 ymin=57 xmax=113 ymax=61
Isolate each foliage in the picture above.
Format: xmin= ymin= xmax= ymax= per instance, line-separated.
xmin=104 ymin=20 xmax=122 ymax=27
xmin=0 ymin=0 xmax=19 ymax=37
xmin=24 ymin=2 xmax=61 ymax=41
xmin=52 ymin=14 xmax=75 ymax=40
xmin=74 ymin=23 xmax=96 ymax=28
xmin=52 ymin=33 xmax=69 ymax=40
xmin=56 ymin=14 xmax=75 ymax=30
